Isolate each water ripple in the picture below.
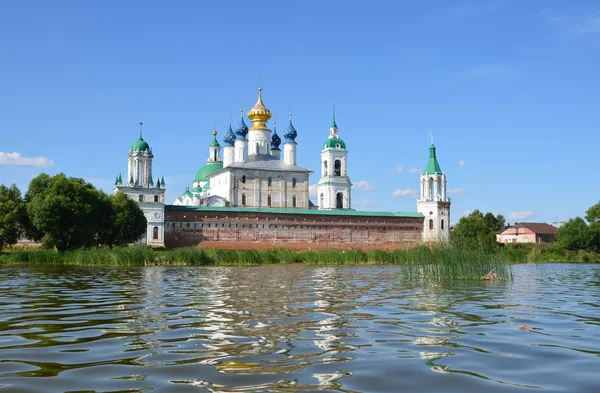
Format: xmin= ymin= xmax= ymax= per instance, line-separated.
xmin=0 ymin=264 xmax=599 ymax=392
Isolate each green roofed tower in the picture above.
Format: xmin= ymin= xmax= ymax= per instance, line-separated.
xmin=417 ymin=134 xmax=450 ymax=244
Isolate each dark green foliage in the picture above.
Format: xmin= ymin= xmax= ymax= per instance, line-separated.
xmin=556 ymin=217 xmax=595 ymax=252
xmin=20 ymin=174 xmax=146 ymax=250
xmin=585 ymin=201 xmax=600 ymax=225
xmin=0 ymin=184 xmax=24 ymax=252
xmin=451 ymin=210 xmax=502 ymax=252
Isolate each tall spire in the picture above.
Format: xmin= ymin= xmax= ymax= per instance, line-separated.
xmin=139 ymin=122 xmax=143 ymax=139
xmin=331 ymin=101 xmax=337 ymax=128
xmin=424 ymin=142 xmax=443 ymax=175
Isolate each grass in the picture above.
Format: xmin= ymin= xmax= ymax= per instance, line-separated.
xmin=0 ymin=244 xmax=529 ymax=281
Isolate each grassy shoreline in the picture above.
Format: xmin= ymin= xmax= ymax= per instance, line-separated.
xmin=1 ymin=244 xmax=597 ymax=280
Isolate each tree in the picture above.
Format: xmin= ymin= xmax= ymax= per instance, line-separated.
xmin=98 ymin=192 xmax=146 ymax=247
xmin=556 ymin=217 xmax=591 ymax=251
xmin=0 ymin=184 xmax=24 ymax=252
xmin=585 ymin=201 xmax=600 ymax=226
xmin=26 ymin=173 xmax=108 ymax=251
xmin=451 ymin=210 xmax=502 ymax=252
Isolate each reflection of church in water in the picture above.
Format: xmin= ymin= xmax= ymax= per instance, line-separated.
xmin=113 ymin=87 xmax=451 ymax=248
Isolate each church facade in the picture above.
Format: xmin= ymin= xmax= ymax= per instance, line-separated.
xmin=113 ymin=88 xmax=451 ymax=248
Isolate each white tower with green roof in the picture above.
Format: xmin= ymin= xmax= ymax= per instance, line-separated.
xmin=417 ymin=137 xmax=450 ymax=243
xmin=316 ymin=104 xmax=352 ymax=210
xmin=114 ymin=122 xmax=166 ymax=247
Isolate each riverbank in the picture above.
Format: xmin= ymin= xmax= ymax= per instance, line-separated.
xmin=1 ymin=244 xmax=597 ymax=280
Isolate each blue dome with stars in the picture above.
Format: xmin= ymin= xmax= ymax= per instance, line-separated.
xmin=223 ymin=124 xmax=236 ymax=146
xmin=283 ymin=119 xmax=297 ymax=142
xmin=271 ymin=124 xmax=281 ymax=150
xmin=235 ymin=116 xmax=248 ymax=139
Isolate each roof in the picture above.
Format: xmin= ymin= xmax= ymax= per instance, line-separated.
xmin=499 ymin=222 xmax=557 ymax=235
xmin=213 ymin=154 xmax=312 ymax=174
xmin=194 ymin=162 xmax=223 ymax=182
xmin=324 ymin=137 xmax=346 ymax=150
xmin=424 ymin=144 xmax=443 ymax=175
xmin=131 ymin=137 xmax=150 ymax=152
xmin=165 ymin=205 xmax=423 ymax=218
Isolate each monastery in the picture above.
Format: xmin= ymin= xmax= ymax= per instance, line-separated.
xmin=113 ymin=88 xmax=451 ymax=249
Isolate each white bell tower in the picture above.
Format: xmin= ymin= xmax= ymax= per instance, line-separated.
xmin=416 ymin=134 xmax=450 ymax=243
xmin=316 ymin=104 xmax=352 ymax=210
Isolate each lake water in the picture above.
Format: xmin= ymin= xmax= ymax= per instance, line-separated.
xmin=0 ymin=264 xmax=599 ymax=393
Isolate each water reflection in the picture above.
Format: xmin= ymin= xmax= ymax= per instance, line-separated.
xmin=0 ymin=264 xmax=599 ymax=392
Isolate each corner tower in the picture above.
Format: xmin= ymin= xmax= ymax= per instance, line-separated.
xmin=114 ymin=122 xmax=165 ymax=246
xmin=316 ymin=104 xmax=352 ymax=209
xmin=416 ymin=136 xmax=450 ymax=243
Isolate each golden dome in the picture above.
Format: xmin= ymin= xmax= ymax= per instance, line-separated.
xmin=247 ymin=87 xmax=271 ymax=130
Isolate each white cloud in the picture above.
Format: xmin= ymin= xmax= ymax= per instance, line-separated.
xmin=408 ymin=167 xmax=422 ymax=174
xmin=353 ymin=180 xmax=374 ymax=191
xmin=393 ymin=188 xmax=418 ymax=198
xmin=508 ymin=211 xmax=534 ymax=221
xmin=389 ymin=166 xmax=404 ymax=176
xmin=462 ymin=64 xmax=517 ymax=80
xmin=309 ymin=184 xmax=318 ymax=200
xmin=353 ymin=199 xmax=378 ymax=207
xmin=447 ymin=188 xmax=466 ymax=195
xmin=547 ymin=13 xmax=600 ymax=39
xmin=0 ymin=152 xmax=54 ymax=168
xmin=464 ymin=210 xmax=473 ymax=217
xmin=458 ymin=160 xmax=465 ymax=168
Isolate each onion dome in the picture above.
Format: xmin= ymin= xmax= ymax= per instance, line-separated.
xmin=235 ymin=109 xmax=249 ymax=139
xmin=324 ymin=137 xmax=346 ymax=150
xmin=283 ymin=113 xmax=297 ymax=142
xmin=131 ymin=122 xmax=151 ymax=152
xmin=247 ymin=87 xmax=272 ymax=130
xmin=223 ymin=118 xmax=236 ymax=146
xmin=210 ymin=130 xmax=220 ymax=147
xmin=271 ymin=122 xmax=281 ymax=150
xmin=192 ymin=184 xmax=203 ymax=193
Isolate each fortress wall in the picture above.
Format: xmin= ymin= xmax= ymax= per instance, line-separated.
xmin=164 ymin=209 xmax=423 ymax=250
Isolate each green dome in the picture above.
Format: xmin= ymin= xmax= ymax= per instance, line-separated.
xmin=131 ymin=137 xmax=150 ymax=152
xmin=194 ymin=162 xmax=223 ymax=182
xmin=323 ymin=137 xmax=346 ymax=150
xmin=192 ymin=185 xmax=203 ymax=193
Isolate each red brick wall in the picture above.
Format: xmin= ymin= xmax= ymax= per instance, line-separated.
xmin=164 ymin=210 xmax=423 ymax=250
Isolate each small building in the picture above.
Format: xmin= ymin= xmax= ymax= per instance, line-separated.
xmin=496 ymin=222 xmax=557 ymax=244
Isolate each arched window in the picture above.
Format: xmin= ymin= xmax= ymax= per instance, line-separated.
xmin=138 ymin=195 xmax=144 ymax=202
xmin=323 ymin=161 xmax=328 ymax=176
xmin=428 ymin=177 xmax=434 ymax=199
xmin=267 ymin=194 xmax=272 ymax=207
xmin=441 ymin=220 xmax=444 ymax=230
xmin=213 ymin=150 xmax=217 ymax=161
xmin=153 ymin=226 xmax=159 ymax=240
xmin=334 ymin=160 xmax=341 ymax=176
xmin=292 ymin=178 xmax=297 ymax=187
xmin=336 ymin=192 xmax=343 ymax=209
xmin=429 ymin=219 xmax=434 ymax=230
xmin=241 ymin=194 xmax=246 ymax=206
xmin=320 ymin=193 xmax=324 ymax=207
xmin=292 ymin=196 xmax=297 ymax=208
xmin=267 ymin=177 xmax=272 ymax=186
xmin=242 ymin=175 xmax=247 ymax=184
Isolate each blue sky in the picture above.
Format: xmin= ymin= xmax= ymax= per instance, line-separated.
xmin=1 ymin=0 xmax=599 ymax=225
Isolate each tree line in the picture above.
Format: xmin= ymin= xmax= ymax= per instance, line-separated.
xmin=0 ymin=173 xmax=147 ymax=252
xmin=451 ymin=202 xmax=600 ymax=252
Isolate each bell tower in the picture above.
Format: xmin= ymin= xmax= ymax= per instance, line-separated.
xmin=416 ymin=134 xmax=450 ymax=243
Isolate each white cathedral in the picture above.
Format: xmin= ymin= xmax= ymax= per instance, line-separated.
xmin=113 ymin=88 xmax=451 ymax=245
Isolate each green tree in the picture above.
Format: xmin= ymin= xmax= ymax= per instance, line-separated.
xmin=556 ymin=217 xmax=591 ymax=251
xmin=25 ymin=173 xmax=107 ymax=251
xmin=585 ymin=201 xmax=600 ymax=225
xmin=0 ymin=184 xmax=24 ymax=252
xmin=451 ymin=210 xmax=502 ymax=252
xmin=98 ymin=192 xmax=146 ymax=247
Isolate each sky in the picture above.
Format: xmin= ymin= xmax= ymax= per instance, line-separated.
xmin=1 ymin=0 xmax=599 ymax=225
